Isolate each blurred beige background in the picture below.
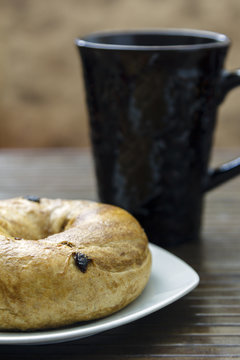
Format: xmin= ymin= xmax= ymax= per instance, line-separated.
xmin=1 ymin=0 xmax=240 ymax=148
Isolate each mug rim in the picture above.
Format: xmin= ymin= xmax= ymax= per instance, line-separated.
xmin=75 ymin=28 xmax=230 ymax=51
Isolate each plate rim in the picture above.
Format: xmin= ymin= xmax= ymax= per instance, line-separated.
xmin=0 ymin=243 xmax=199 ymax=345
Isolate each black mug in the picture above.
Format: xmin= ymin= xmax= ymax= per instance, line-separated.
xmin=76 ymin=29 xmax=240 ymax=246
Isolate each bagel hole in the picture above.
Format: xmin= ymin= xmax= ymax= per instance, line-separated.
xmin=0 ymin=213 xmax=75 ymax=240
xmin=60 ymin=218 xmax=69 ymax=232
xmin=60 ymin=217 xmax=75 ymax=232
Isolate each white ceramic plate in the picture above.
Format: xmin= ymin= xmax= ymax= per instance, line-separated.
xmin=0 ymin=243 xmax=199 ymax=345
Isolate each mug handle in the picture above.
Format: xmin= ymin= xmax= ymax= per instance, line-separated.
xmin=204 ymin=69 xmax=240 ymax=192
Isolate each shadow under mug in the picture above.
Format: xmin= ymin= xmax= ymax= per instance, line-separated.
xmin=76 ymin=29 xmax=240 ymax=246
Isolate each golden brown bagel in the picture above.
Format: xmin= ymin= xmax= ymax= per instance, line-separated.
xmin=0 ymin=197 xmax=151 ymax=330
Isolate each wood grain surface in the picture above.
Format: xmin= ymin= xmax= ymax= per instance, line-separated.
xmin=1 ymin=147 xmax=240 ymax=359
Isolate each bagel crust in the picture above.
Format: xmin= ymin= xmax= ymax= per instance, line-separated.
xmin=0 ymin=197 xmax=151 ymax=330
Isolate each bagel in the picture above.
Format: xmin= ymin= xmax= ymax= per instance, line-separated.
xmin=0 ymin=197 xmax=151 ymax=330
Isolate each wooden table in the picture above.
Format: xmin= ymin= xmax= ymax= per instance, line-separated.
xmin=1 ymin=147 xmax=240 ymax=359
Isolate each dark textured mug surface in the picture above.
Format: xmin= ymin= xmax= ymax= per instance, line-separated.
xmin=76 ymin=29 xmax=240 ymax=246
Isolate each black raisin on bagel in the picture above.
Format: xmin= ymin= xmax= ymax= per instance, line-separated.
xmin=0 ymin=197 xmax=151 ymax=330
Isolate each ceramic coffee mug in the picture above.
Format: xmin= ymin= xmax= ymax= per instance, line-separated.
xmin=76 ymin=29 xmax=240 ymax=246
